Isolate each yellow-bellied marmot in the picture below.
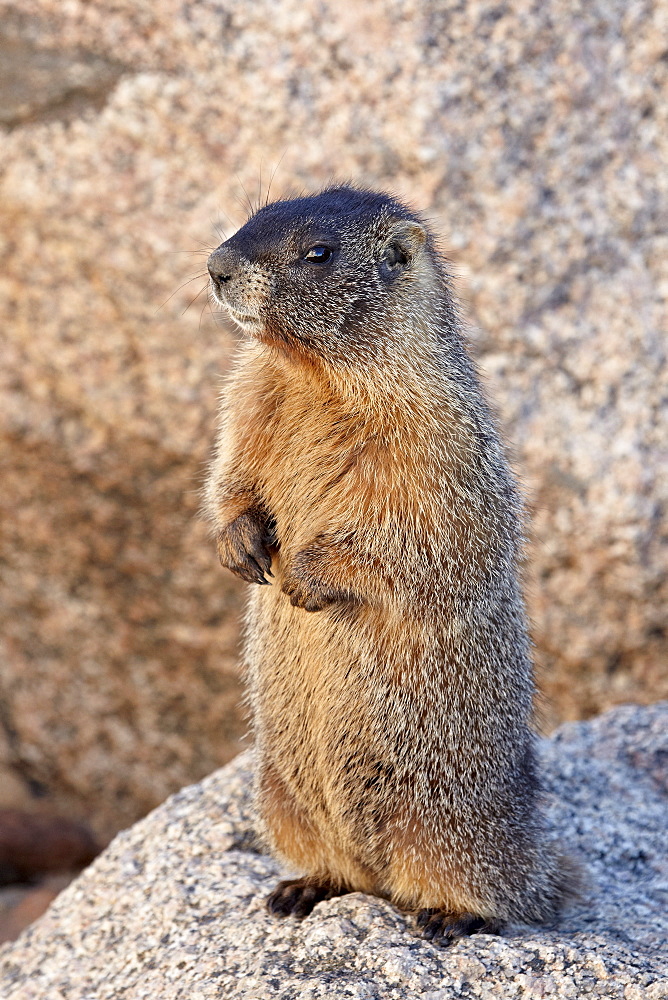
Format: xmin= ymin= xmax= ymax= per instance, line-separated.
xmin=204 ymin=185 xmax=577 ymax=944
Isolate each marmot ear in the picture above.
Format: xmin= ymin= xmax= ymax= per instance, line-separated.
xmin=380 ymin=220 xmax=428 ymax=280
xmin=388 ymin=219 xmax=427 ymax=260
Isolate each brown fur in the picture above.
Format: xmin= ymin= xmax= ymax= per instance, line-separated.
xmin=203 ymin=186 xmax=578 ymax=943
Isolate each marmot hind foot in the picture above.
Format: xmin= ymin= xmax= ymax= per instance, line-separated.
xmin=265 ymin=878 xmax=350 ymax=918
xmin=415 ymin=908 xmax=503 ymax=945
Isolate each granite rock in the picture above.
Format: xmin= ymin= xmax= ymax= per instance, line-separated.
xmin=0 ymin=0 xmax=666 ymax=836
xmin=0 ymin=703 xmax=666 ymax=998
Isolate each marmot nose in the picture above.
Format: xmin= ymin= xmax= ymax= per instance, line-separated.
xmin=207 ymin=246 xmax=238 ymax=287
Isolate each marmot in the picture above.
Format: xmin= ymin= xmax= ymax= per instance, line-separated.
xmin=204 ymin=185 xmax=576 ymax=944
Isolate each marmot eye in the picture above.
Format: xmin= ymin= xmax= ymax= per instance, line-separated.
xmin=304 ymin=246 xmax=333 ymax=263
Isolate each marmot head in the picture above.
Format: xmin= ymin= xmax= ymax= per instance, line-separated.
xmin=207 ymin=186 xmax=451 ymax=369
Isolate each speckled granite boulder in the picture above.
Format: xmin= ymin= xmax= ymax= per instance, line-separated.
xmin=1 ymin=0 xmax=667 ymax=837
xmin=0 ymin=704 xmax=666 ymax=999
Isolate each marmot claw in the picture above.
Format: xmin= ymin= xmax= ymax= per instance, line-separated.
xmin=415 ymin=908 xmax=502 ymax=945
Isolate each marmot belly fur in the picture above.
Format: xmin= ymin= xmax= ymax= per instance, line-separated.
xmin=204 ymin=185 xmax=577 ymax=943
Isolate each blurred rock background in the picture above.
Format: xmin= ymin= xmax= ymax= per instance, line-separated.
xmin=0 ymin=0 xmax=666 ymax=928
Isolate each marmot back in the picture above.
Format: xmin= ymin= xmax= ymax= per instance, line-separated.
xmin=204 ymin=185 xmax=578 ymax=944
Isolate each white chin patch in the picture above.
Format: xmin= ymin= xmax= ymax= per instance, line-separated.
xmin=210 ymin=285 xmax=261 ymax=331
xmin=226 ymin=306 xmax=263 ymax=333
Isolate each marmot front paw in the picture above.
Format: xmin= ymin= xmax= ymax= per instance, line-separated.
xmin=281 ymin=575 xmax=340 ymax=611
xmin=216 ymin=511 xmax=274 ymax=585
xmin=281 ymin=551 xmax=351 ymax=611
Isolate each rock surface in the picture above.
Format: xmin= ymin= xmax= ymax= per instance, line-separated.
xmin=0 ymin=703 xmax=666 ymax=999
xmin=1 ymin=0 xmax=667 ymax=836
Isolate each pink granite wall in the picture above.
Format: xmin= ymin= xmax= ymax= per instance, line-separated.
xmin=0 ymin=0 xmax=666 ymax=837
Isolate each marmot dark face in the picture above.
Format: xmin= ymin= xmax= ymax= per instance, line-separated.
xmin=207 ymin=186 xmax=443 ymax=367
